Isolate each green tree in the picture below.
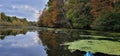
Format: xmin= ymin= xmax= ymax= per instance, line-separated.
xmin=91 ymin=11 xmax=120 ymax=31
xmin=64 ymin=0 xmax=92 ymax=29
xmin=1 ymin=12 xmax=7 ymax=21
xmin=91 ymin=0 xmax=120 ymax=31
xmin=0 ymin=12 xmax=29 ymax=26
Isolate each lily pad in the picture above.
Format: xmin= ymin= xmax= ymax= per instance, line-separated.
xmin=64 ymin=40 xmax=120 ymax=55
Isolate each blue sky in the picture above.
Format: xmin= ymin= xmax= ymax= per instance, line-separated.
xmin=0 ymin=0 xmax=49 ymax=21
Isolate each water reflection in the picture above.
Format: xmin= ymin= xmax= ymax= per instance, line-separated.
xmin=38 ymin=30 xmax=94 ymax=56
xmin=38 ymin=29 xmax=120 ymax=56
xmin=0 ymin=28 xmax=120 ymax=56
xmin=0 ymin=31 xmax=47 ymax=56
xmin=0 ymin=29 xmax=27 ymax=40
xmin=39 ymin=30 xmax=73 ymax=56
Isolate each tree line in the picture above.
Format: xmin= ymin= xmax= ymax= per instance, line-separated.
xmin=0 ymin=29 xmax=27 ymax=40
xmin=0 ymin=12 xmax=36 ymax=26
xmin=38 ymin=0 xmax=120 ymax=31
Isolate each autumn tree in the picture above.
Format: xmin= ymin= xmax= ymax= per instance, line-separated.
xmin=38 ymin=0 xmax=66 ymax=27
xmin=91 ymin=0 xmax=120 ymax=31
xmin=38 ymin=0 xmax=120 ymax=31
xmin=0 ymin=12 xmax=30 ymax=26
xmin=90 ymin=0 xmax=115 ymax=18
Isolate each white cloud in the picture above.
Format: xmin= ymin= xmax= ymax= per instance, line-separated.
xmin=34 ymin=9 xmax=41 ymax=18
xmin=0 ymin=32 xmax=41 ymax=48
xmin=12 ymin=5 xmax=40 ymax=20
xmin=12 ymin=5 xmax=31 ymax=9
xmin=0 ymin=0 xmax=48 ymax=21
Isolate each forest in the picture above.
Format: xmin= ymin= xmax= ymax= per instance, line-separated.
xmin=0 ymin=12 xmax=36 ymax=26
xmin=37 ymin=0 xmax=120 ymax=31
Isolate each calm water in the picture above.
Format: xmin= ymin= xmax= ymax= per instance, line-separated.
xmin=0 ymin=28 xmax=120 ymax=56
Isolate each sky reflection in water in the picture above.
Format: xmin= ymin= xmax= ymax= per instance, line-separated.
xmin=0 ymin=31 xmax=47 ymax=56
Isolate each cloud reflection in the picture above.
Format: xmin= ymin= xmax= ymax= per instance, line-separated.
xmin=0 ymin=31 xmax=47 ymax=56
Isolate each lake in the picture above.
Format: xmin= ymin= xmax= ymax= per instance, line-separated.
xmin=0 ymin=28 xmax=120 ymax=56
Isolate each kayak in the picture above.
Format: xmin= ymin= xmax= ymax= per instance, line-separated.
xmin=85 ymin=51 xmax=94 ymax=56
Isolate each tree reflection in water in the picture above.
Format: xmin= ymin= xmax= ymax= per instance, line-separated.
xmin=0 ymin=29 xmax=27 ymax=40
xmin=38 ymin=30 xmax=86 ymax=56
xmin=0 ymin=28 xmax=119 ymax=56
xmin=38 ymin=30 xmax=120 ymax=56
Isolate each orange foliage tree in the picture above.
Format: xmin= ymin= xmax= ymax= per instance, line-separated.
xmin=38 ymin=0 xmax=65 ymax=27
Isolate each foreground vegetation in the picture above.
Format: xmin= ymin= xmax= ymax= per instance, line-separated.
xmin=64 ymin=40 xmax=120 ymax=55
xmin=38 ymin=0 xmax=120 ymax=31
